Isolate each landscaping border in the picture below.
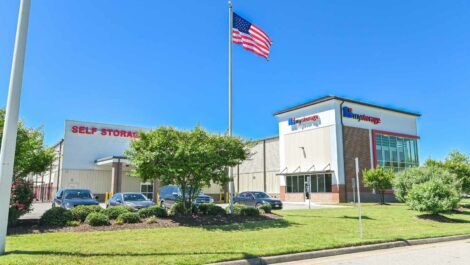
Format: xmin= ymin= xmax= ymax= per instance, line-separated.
xmin=210 ymin=234 xmax=470 ymax=265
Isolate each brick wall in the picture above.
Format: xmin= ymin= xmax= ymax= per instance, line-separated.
xmin=343 ymin=126 xmax=373 ymax=202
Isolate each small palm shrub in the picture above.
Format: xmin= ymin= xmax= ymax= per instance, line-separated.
xmin=138 ymin=206 xmax=167 ymax=218
xmin=169 ymin=202 xmax=196 ymax=216
xmin=117 ymin=212 xmax=141 ymax=224
xmin=85 ymin=212 xmax=110 ymax=226
xmin=198 ymin=203 xmax=226 ymax=216
xmin=103 ymin=206 xmax=129 ymax=220
xmin=39 ymin=207 xmax=72 ymax=227
xmin=71 ymin=205 xmax=102 ymax=222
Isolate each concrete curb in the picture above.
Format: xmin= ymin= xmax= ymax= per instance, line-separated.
xmin=210 ymin=234 xmax=470 ymax=265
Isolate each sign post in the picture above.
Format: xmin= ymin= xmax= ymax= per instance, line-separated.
xmin=355 ymin=157 xmax=363 ymax=240
xmin=0 ymin=0 xmax=31 ymax=255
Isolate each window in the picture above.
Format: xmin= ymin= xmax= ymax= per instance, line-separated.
xmin=140 ymin=183 xmax=154 ymax=200
xmin=375 ymin=132 xmax=419 ymax=172
xmin=286 ymin=173 xmax=333 ymax=193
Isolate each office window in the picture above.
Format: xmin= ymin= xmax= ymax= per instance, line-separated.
xmin=286 ymin=173 xmax=332 ymax=193
xmin=375 ymin=133 xmax=419 ymax=172
xmin=140 ymin=183 xmax=154 ymax=200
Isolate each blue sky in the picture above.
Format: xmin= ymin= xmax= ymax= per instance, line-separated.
xmin=0 ymin=0 xmax=469 ymax=161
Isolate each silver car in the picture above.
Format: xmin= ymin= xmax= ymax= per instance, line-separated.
xmin=107 ymin=192 xmax=155 ymax=210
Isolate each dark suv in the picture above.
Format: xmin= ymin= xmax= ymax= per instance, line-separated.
xmin=159 ymin=185 xmax=214 ymax=209
xmin=234 ymin=191 xmax=283 ymax=209
xmin=53 ymin=188 xmax=99 ymax=209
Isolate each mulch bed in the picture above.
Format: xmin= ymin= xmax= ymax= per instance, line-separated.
xmin=7 ymin=213 xmax=281 ymax=235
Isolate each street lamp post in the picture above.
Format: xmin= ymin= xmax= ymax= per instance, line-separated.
xmin=0 ymin=0 xmax=31 ymax=255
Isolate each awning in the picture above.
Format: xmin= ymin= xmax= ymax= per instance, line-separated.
xmin=95 ymin=155 xmax=129 ymax=166
xmin=276 ymin=170 xmax=334 ymax=176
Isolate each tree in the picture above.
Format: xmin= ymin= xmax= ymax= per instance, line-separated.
xmin=0 ymin=110 xmax=55 ymax=224
xmin=126 ymin=126 xmax=250 ymax=214
xmin=362 ymin=167 xmax=394 ymax=204
xmin=425 ymin=150 xmax=470 ymax=194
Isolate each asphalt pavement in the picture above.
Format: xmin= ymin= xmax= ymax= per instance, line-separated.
xmin=276 ymin=239 xmax=470 ymax=265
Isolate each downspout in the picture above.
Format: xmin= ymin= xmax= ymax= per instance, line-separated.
xmin=56 ymin=139 xmax=64 ymax=193
xmin=339 ymin=101 xmax=348 ymax=203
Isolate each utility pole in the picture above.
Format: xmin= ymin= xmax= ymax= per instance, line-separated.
xmin=0 ymin=0 xmax=31 ymax=255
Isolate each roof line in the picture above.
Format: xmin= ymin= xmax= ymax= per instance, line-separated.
xmin=273 ymin=96 xmax=421 ymax=117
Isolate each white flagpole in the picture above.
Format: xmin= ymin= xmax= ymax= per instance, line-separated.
xmin=228 ymin=0 xmax=234 ymax=214
xmin=355 ymin=157 xmax=363 ymax=240
xmin=0 ymin=0 xmax=31 ymax=255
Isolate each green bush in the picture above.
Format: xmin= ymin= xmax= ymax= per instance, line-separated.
xmin=103 ymin=206 xmax=129 ymax=220
xmin=363 ymin=167 xmax=395 ymax=204
xmin=66 ymin=220 xmax=81 ymax=227
xmin=198 ymin=203 xmax=225 ymax=216
xmin=169 ymin=202 xmax=196 ymax=216
xmin=145 ymin=216 xmax=158 ymax=224
xmin=227 ymin=204 xmax=245 ymax=215
xmin=124 ymin=205 xmax=138 ymax=212
xmin=394 ymin=166 xmax=461 ymax=202
xmin=39 ymin=207 xmax=73 ymax=227
xmin=138 ymin=206 xmax=167 ymax=218
xmin=406 ymin=178 xmax=461 ymax=214
xmin=259 ymin=203 xmax=272 ymax=213
xmin=9 ymin=178 xmax=34 ymax=226
xmin=85 ymin=212 xmax=110 ymax=226
xmin=117 ymin=212 xmax=141 ymax=224
xmin=70 ymin=205 xmax=103 ymax=222
xmin=240 ymin=207 xmax=260 ymax=216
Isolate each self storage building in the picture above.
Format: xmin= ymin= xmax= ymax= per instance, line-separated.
xmin=32 ymin=96 xmax=420 ymax=203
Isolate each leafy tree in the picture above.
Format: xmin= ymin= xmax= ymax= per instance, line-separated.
xmin=425 ymin=150 xmax=470 ymax=194
xmin=362 ymin=167 xmax=394 ymax=204
xmin=126 ymin=126 xmax=250 ymax=214
xmin=0 ymin=110 xmax=55 ymax=224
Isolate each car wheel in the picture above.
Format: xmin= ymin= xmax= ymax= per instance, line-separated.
xmin=159 ymin=200 xmax=165 ymax=208
xmin=255 ymin=203 xmax=261 ymax=208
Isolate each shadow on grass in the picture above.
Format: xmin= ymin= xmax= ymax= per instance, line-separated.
xmin=417 ymin=214 xmax=470 ymax=223
xmin=284 ymin=214 xmax=375 ymax=220
xmin=5 ymin=249 xmax=259 ymax=260
xmin=201 ymin=218 xmax=298 ymax=231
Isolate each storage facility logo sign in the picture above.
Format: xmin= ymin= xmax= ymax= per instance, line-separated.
xmin=288 ymin=115 xmax=321 ymax=131
xmin=71 ymin=125 xmax=139 ymax=138
xmin=342 ymin=106 xmax=381 ymax=124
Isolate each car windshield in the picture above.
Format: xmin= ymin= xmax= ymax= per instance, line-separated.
xmin=123 ymin=193 xmax=147 ymax=201
xmin=64 ymin=190 xmax=92 ymax=200
xmin=253 ymin=192 xmax=270 ymax=199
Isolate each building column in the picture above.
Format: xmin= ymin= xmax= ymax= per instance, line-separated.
xmin=111 ymin=162 xmax=123 ymax=194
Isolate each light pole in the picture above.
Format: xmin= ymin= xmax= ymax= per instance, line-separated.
xmin=0 ymin=0 xmax=31 ymax=255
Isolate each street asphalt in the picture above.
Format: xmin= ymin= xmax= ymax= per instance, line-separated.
xmin=275 ymin=239 xmax=470 ymax=265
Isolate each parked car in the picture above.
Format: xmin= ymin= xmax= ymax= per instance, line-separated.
xmin=234 ymin=191 xmax=283 ymax=209
xmin=159 ymin=185 xmax=214 ymax=209
xmin=107 ymin=192 xmax=155 ymax=210
xmin=52 ymin=188 xmax=99 ymax=209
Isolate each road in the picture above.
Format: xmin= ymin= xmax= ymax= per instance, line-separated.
xmin=276 ymin=240 xmax=470 ymax=265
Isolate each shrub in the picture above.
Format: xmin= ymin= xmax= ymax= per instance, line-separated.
xmin=71 ymin=205 xmax=103 ymax=222
xmin=85 ymin=212 xmax=110 ymax=226
xmin=138 ymin=206 xmax=167 ymax=218
xmin=240 ymin=207 xmax=260 ymax=217
xmin=66 ymin=220 xmax=81 ymax=227
xmin=39 ymin=207 xmax=73 ymax=227
xmin=394 ymin=166 xmax=460 ymax=202
xmin=103 ymin=206 xmax=129 ymax=220
xmin=406 ymin=178 xmax=461 ymax=214
xmin=259 ymin=203 xmax=272 ymax=213
xmin=117 ymin=212 xmax=141 ymax=224
xmin=169 ymin=202 xmax=196 ymax=216
xmin=228 ymin=204 xmax=245 ymax=215
xmin=145 ymin=216 xmax=158 ymax=224
xmin=362 ymin=167 xmax=394 ymax=204
xmin=198 ymin=203 xmax=225 ymax=216
xmin=9 ymin=178 xmax=34 ymax=225
xmin=124 ymin=205 xmax=138 ymax=212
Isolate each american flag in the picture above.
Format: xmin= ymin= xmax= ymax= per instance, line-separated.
xmin=232 ymin=12 xmax=272 ymax=59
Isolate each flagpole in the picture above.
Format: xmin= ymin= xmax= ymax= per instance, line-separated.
xmin=0 ymin=0 xmax=31 ymax=255
xmin=228 ymin=0 xmax=234 ymax=214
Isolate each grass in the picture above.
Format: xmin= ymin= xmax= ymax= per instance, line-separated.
xmin=2 ymin=204 xmax=470 ymax=265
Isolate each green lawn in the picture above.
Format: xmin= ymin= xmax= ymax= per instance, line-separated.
xmin=2 ymin=204 xmax=470 ymax=265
